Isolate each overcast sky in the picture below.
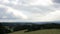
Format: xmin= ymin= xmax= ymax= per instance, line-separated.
xmin=0 ymin=0 xmax=60 ymax=22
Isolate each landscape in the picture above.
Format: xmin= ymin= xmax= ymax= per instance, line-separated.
xmin=0 ymin=22 xmax=60 ymax=34
xmin=0 ymin=0 xmax=60 ymax=34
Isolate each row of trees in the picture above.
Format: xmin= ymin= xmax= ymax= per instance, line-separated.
xmin=24 ymin=23 xmax=60 ymax=32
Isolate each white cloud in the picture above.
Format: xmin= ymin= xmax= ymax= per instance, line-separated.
xmin=2 ymin=0 xmax=9 ymax=4
xmin=0 ymin=4 xmax=28 ymax=20
xmin=32 ymin=10 xmax=60 ymax=22
xmin=28 ymin=0 xmax=53 ymax=6
xmin=7 ymin=7 xmax=28 ymax=19
xmin=0 ymin=0 xmax=60 ymax=22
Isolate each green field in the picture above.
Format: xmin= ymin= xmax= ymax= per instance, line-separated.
xmin=9 ymin=29 xmax=60 ymax=34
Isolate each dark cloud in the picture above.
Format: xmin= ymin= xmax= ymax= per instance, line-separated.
xmin=53 ymin=0 xmax=60 ymax=3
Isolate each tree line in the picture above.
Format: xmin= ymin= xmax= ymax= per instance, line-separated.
xmin=0 ymin=23 xmax=60 ymax=34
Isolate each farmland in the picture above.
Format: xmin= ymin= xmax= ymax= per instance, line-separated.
xmin=9 ymin=29 xmax=60 ymax=34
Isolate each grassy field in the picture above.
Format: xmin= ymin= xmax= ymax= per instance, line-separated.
xmin=9 ymin=29 xmax=60 ymax=34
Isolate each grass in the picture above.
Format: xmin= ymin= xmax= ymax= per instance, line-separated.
xmin=9 ymin=29 xmax=60 ymax=34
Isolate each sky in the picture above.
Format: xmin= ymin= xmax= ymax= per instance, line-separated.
xmin=0 ymin=0 xmax=60 ymax=22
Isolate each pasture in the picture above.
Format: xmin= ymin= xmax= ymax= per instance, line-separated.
xmin=9 ymin=29 xmax=60 ymax=34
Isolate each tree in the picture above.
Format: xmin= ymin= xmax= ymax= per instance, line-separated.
xmin=0 ymin=23 xmax=7 ymax=34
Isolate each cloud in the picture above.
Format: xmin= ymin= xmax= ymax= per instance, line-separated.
xmin=27 ymin=10 xmax=60 ymax=22
xmin=28 ymin=0 xmax=53 ymax=6
xmin=53 ymin=0 xmax=60 ymax=3
xmin=0 ymin=0 xmax=60 ymax=22
xmin=7 ymin=6 xmax=28 ymax=19
xmin=0 ymin=4 xmax=28 ymax=20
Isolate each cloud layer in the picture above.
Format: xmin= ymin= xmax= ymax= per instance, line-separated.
xmin=0 ymin=0 xmax=60 ymax=22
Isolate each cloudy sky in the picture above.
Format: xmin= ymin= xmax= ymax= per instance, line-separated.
xmin=0 ymin=0 xmax=60 ymax=22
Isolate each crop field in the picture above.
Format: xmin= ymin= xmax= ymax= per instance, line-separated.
xmin=9 ymin=29 xmax=60 ymax=34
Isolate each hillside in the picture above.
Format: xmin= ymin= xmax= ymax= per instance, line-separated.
xmin=9 ymin=29 xmax=60 ymax=34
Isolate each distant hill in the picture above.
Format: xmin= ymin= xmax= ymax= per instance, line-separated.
xmin=1 ymin=22 xmax=60 ymax=26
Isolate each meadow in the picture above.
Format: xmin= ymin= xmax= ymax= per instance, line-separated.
xmin=9 ymin=29 xmax=60 ymax=34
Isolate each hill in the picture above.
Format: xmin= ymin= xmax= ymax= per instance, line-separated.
xmin=9 ymin=29 xmax=60 ymax=34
